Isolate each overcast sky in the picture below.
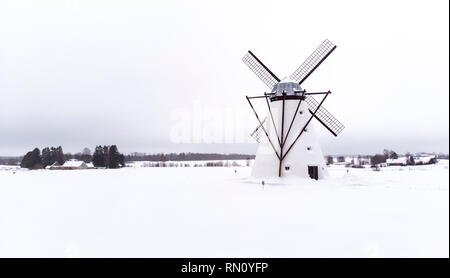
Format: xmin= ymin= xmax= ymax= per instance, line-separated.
xmin=0 ymin=0 xmax=448 ymax=156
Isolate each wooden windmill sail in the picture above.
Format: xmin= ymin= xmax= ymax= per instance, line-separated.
xmin=243 ymin=39 xmax=344 ymax=179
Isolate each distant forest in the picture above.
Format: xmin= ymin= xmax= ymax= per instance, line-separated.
xmin=124 ymin=153 xmax=256 ymax=162
xmin=0 ymin=156 xmax=21 ymax=165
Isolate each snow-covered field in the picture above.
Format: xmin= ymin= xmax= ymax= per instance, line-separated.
xmin=0 ymin=161 xmax=448 ymax=257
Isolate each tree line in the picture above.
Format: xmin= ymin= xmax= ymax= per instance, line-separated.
xmin=20 ymin=145 xmax=125 ymax=169
xmin=20 ymin=146 xmax=66 ymax=169
xmin=125 ymin=152 xmax=255 ymax=162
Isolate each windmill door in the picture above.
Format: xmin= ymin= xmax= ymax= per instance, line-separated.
xmin=308 ymin=166 xmax=319 ymax=180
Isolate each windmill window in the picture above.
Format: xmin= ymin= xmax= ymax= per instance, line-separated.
xmin=285 ymin=165 xmax=290 ymax=171
xmin=307 ymin=146 xmax=312 ymax=151
xmin=304 ymin=128 xmax=308 ymax=132
xmin=299 ymin=111 xmax=304 ymax=115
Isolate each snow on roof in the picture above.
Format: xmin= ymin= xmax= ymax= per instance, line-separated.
xmin=62 ymin=159 xmax=86 ymax=167
xmin=46 ymin=161 xmax=61 ymax=169
xmin=415 ymin=155 xmax=435 ymax=163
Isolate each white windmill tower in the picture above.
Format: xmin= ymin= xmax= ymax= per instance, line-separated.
xmin=242 ymin=39 xmax=345 ymax=180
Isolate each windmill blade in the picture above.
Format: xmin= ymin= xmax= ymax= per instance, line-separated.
xmin=290 ymin=39 xmax=336 ymax=85
xmin=242 ymin=51 xmax=280 ymax=89
xmin=305 ymin=96 xmax=344 ymax=136
xmin=250 ymin=117 xmax=267 ymax=143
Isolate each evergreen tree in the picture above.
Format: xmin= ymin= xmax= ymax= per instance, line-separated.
xmin=41 ymin=147 xmax=52 ymax=167
xmin=54 ymin=146 xmax=65 ymax=165
xmin=50 ymin=147 xmax=57 ymax=163
xmin=93 ymin=145 xmax=105 ymax=167
xmin=103 ymin=146 xmax=110 ymax=167
xmin=20 ymin=148 xmax=42 ymax=169
xmin=108 ymin=145 xmax=120 ymax=169
xmin=50 ymin=147 xmax=65 ymax=164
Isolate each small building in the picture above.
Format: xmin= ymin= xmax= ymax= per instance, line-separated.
xmin=386 ymin=157 xmax=408 ymax=166
xmin=60 ymin=159 xmax=88 ymax=170
xmin=414 ymin=155 xmax=437 ymax=165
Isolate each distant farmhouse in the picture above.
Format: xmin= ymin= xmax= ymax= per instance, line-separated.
xmin=386 ymin=154 xmax=437 ymax=167
xmin=386 ymin=157 xmax=409 ymax=166
xmin=47 ymin=159 xmax=93 ymax=170
xmin=330 ymin=156 xmax=371 ymax=166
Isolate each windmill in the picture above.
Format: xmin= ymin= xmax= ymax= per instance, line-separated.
xmin=243 ymin=39 xmax=344 ymax=180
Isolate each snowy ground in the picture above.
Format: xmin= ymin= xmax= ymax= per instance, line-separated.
xmin=0 ymin=161 xmax=448 ymax=257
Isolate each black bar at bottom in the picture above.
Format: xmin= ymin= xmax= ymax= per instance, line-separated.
xmin=0 ymin=258 xmax=446 ymax=276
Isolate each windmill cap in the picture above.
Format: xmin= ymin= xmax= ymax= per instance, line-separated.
xmin=271 ymin=78 xmax=303 ymax=96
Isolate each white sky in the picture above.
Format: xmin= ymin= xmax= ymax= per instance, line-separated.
xmin=0 ymin=0 xmax=448 ymax=156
